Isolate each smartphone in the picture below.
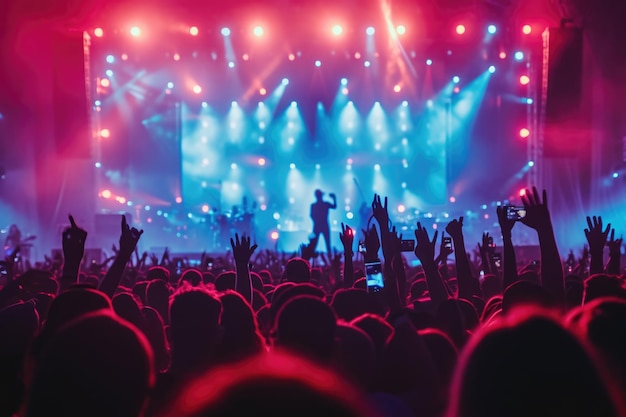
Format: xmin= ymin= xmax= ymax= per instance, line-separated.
xmin=488 ymin=236 xmax=495 ymax=248
xmin=443 ymin=236 xmax=452 ymax=250
xmin=358 ymin=242 xmax=367 ymax=254
xmin=365 ymin=261 xmax=384 ymax=293
xmin=506 ymin=206 xmax=526 ymax=221
xmin=400 ymin=239 xmax=415 ymax=252
xmin=492 ymin=253 xmax=502 ymax=269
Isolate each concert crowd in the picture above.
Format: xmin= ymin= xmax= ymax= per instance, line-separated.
xmin=1 ymin=187 xmax=625 ymax=417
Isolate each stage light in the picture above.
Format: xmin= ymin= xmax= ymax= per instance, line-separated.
xmin=455 ymin=24 xmax=466 ymax=35
xmin=117 ymin=197 xmax=126 ymax=204
xmin=520 ymin=75 xmax=530 ymax=85
xmin=94 ymin=28 xmax=104 ymax=37
xmin=332 ymin=25 xmax=343 ymax=36
xmin=613 ymin=172 xmax=619 ymax=178
xmin=167 ymin=82 xmax=174 ymax=89
xmin=346 ymin=212 xmax=354 ymax=219
xmin=221 ymin=27 xmax=231 ymax=36
xmin=193 ymin=85 xmax=202 ymax=94
xmin=228 ymin=61 xmax=235 ymax=68
xmin=288 ymin=53 xmax=295 ymax=61
xmin=253 ymin=26 xmax=264 ymax=37
xmin=522 ymin=24 xmax=532 ymax=35
xmin=528 ymin=160 xmax=535 ymax=167
xmin=499 ymin=51 xmax=507 ymax=59
xmin=201 ymin=205 xmax=210 ymax=213
xmin=282 ymin=78 xmax=289 ymax=85
xmin=341 ymin=77 xmax=348 ymax=86
xmin=519 ymin=189 xmax=526 ymax=197
xmin=289 ymin=163 xmax=296 ymax=169
xmin=453 ymin=76 xmax=460 ymax=84
xmin=315 ymin=164 xmax=321 ymax=170
xmin=202 ymin=101 xmax=208 ymax=108
xmin=242 ymin=53 xmax=249 ymax=61
xmin=94 ymin=99 xmax=101 ymax=106
xmin=397 ymin=204 xmax=406 ymax=213
xmin=106 ymin=54 xmax=115 ymax=64
xmin=231 ymin=163 xmax=238 ymax=170
xmin=231 ymin=101 xmax=238 ymax=107
xmin=95 ymin=162 xmax=102 ymax=168
xmin=374 ymin=164 xmax=381 ymax=171
xmin=520 ymin=128 xmax=530 ymax=138
xmin=290 ymin=101 xmax=297 ymax=108
xmin=487 ymin=24 xmax=497 ymax=34
xmin=101 ymin=189 xmax=112 ymax=199
xmin=393 ymin=84 xmax=401 ymax=93
xmin=342 ymin=88 xmax=349 ymax=95
xmin=105 ymin=69 xmax=113 ymax=77
xmin=100 ymin=128 xmax=110 ymax=138
xmin=121 ymin=53 xmax=128 ymax=61
xmin=426 ymin=59 xmax=432 ymax=65
xmin=130 ymin=26 xmax=141 ymax=37
xmin=354 ymin=52 xmax=361 ymax=59
xmin=346 ymin=137 xmax=353 ymax=145
xmin=526 ymin=98 xmax=533 ymax=104
xmin=258 ymin=158 xmax=266 ymax=166
xmin=175 ymin=196 xmax=182 ymax=203
xmin=488 ymin=65 xmax=496 ymax=73
xmin=259 ymin=87 xmax=267 ymax=95
xmin=189 ymin=26 xmax=199 ymax=36
xmin=271 ymin=231 xmax=279 ymax=240
xmin=402 ymin=100 xmax=408 ymax=107
xmin=364 ymin=60 xmax=371 ymax=67
xmin=449 ymin=196 xmax=456 ymax=203
xmin=396 ymin=25 xmax=406 ymax=35
xmin=173 ymin=53 xmax=180 ymax=61
xmin=366 ymin=26 xmax=375 ymax=35
xmin=315 ymin=60 xmax=322 ymax=67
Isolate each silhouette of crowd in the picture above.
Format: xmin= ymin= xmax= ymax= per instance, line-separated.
xmin=1 ymin=187 xmax=625 ymax=417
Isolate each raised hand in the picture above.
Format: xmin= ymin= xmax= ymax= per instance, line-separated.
xmin=300 ymin=236 xmax=318 ymax=261
xmin=607 ymin=229 xmax=623 ymax=256
xmin=445 ymin=216 xmax=464 ymax=241
xmin=477 ymin=232 xmax=494 ymax=255
xmin=62 ymin=215 xmax=88 ymax=268
xmin=389 ymin=225 xmax=403 ymax=256
xmin=520 ymin=187 xmax=552 ymax=232
xmin=230 ymin=233 xmax=258 ymax=263
xmin=339 ymin=223 xmax=354 ymax=256
xmin=584 ymin=216 xmax=611 ymax=254
xmin=361 ymin=225 xmax=381 ymax=260
xmin=496 ymin=205 xmax=516 ymax=237
xmin=414 ymin=222 xmax=438 ymax=264
xmin=119 ymin=215 xmax=143 ymax=256
xmin=371 ymin=194 xmax=390 ymax=232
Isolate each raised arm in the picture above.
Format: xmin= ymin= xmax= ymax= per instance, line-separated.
xmin=584 ymin=216 xmax=610 ymax=275
xmin=414 ymin=222 xmax=448 ymax=307
xmin=328 ymin=192 xmax=337 ymax=209
xmin=59 ymin=215 xmax=88 ymax=293
xmin=606 ymin=228 xmax=622 ymax=275
xmin=446 ymin=217 xmax=478 ymax=300
xmin=339 ymin=223 xmax=355 ymax=288
xmin=230 ymin=233 xmax=257 ymax=304
xmin=99 ymin=215 xmax=143 ymax=298
xmin=497 ymin=205 xmax=519 ymax=289
xmin=520 ymin=187 xmax=564 ymax=304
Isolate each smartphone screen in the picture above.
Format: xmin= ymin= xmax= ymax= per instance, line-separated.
xmin=443 ymin=237 xmax=452 ymax=250
xmin=506 ymin=206 xmax=527 ymax=221
xmin=365 ymin=261 xmax=384 ymax=292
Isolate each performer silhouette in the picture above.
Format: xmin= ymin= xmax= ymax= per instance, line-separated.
xmin=310 ymin=189 xmax=337 ymax=254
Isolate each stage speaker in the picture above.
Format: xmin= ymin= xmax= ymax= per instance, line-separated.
xmin=542 ymin=26 xmax=584 ymax=158
xmin=52 ymin=31 xmax=91 ymax=159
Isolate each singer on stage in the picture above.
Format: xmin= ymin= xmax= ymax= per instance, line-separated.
xmin=310 ymin=189 xmax=337 ymax=254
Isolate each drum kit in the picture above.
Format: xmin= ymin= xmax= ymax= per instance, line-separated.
xmin=207 ymin=203 xmax=256 ymax=249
